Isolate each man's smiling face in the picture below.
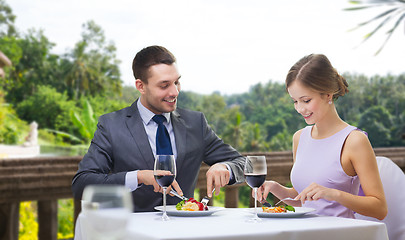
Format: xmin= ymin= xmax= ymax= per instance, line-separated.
xmin=137 ymin=63 xmax=181 ymax=114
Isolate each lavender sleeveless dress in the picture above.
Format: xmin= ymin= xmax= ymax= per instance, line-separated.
xmin=290 ymin=125 xmax=360 ymax=218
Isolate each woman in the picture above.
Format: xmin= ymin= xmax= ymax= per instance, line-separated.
xmin=258 ymin=54 xmax=387 ymax=220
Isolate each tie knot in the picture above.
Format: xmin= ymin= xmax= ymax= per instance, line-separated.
xmin=152 ymin=115 xmax=166 ymax=124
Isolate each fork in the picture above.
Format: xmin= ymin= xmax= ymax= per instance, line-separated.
xmin=201 ymin=188 xmax=216 ymax=207
xmin=261 ymin=200 xmax=272 ymax=207
xmin=275 ymin=197 xmax=299 ymax=206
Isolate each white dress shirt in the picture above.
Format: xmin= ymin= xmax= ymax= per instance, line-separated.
xmin=125 ymin=98 xmax=233 ymax=191
xmin=125 ymin=99 xmax=177 ymax=191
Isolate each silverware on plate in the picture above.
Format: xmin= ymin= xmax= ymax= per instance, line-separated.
xmin=169 ymin=190 xmax=188 ymax=201
xmin=261 ymin=200 xmax=272 ymax=207
xmin=201 ymin=188 xmax=216 ymax=207
xmin=275 ymin=197 xmax=300 ymax=206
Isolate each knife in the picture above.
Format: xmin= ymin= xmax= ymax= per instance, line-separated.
xmin=169 ymin=189 xmax=188 ymax=201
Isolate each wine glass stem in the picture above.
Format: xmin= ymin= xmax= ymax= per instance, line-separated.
xmin=254 ymin=187 xmax=258 ymax=217
xmin=163 ymin=187 xmax=168 ymax=219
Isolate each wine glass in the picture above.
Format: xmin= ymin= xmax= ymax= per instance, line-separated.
xmin=81 ymin=185 xmax=133 ymax=240
xmin=154 ymin=154 xmax=176 ymax=221
xmin=244 ymin=155 xmax=267 ymax=222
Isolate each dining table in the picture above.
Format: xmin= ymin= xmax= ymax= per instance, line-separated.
xmin=74 ymin=207 xmax=388 ymax=240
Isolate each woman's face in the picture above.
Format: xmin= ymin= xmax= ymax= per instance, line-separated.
xmin=287 ymin=80 xmax=331 ymax=125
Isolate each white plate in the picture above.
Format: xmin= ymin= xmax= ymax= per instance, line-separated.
xmin=254 ymin=207 xmax=316 ymax=218
xmin=154 ymin=205 xmax=224 ymax=217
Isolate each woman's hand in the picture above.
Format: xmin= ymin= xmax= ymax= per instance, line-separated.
xmin=297 ymin=182 xmax=338 ymax=204
xmin=256 ymin=181 xmax=275 ymax=202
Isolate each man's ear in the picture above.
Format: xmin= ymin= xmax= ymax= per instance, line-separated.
xmin=135 ymin=79 xmax=145 ymax=94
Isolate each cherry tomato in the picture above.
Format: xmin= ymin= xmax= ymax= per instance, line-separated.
xmin=196 ymin=202 xmax=204 ymax=211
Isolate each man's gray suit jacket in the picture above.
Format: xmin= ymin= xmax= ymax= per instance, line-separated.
xmin=72 ymin=100 xmax=245 ymax=212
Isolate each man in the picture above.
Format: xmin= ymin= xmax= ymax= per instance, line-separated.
xmin=72 ymin=45 xmax=246 ymax=212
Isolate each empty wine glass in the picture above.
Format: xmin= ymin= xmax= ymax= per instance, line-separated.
xmin=81 ymin=185 xmax=133 ymax=240
xmin=154 ymin=154 xmax=176 ymax=221
xmin=244 ymin=155 xmax=267 ymax=222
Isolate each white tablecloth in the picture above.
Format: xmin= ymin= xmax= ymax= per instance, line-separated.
xmin=75 ymin=208 xmax=388 ymax=240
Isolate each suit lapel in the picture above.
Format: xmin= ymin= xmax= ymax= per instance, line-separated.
xmin=126 ymin=100 xmax=155 ymax=170
xmin=171 ymin=110 xmax=187 ymax=173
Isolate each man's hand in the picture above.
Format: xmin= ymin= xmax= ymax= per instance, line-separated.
xmin=137 ymin=170 xmax=183 ymax=195
xmin=206 ymin=163 xmax=230 ymax=197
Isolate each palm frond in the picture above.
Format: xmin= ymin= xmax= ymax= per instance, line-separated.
xmin=345 ymin=0 xmax=405 ymax=55
xmin=374 ymin=12 xmax=405 ymax=55
xmin=344 ymin=6 xmax=378 ymax=11
xmin=349 ymin=7 xmax=398 ymax=31
xmin=361 ymin=13 xmax=394 ymax=42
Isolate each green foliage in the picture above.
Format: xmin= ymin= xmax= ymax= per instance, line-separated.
xmin=2 ymin=29 xmax=62 ymax=104
xmin=86 ymin=95 xmax=130 ymax=118
xmin=212 ymin=188 xmax=226 ymax=207
xmin=37 ymin=128 xmax=69 ymax=146
xmin=177 ymin=90 xmax=203 ymax=110
xmin=57 ymin=199 xmax=74 ymax=239
xmin=0 ymin=35 xmax=23 ymax=93
xmin=1 ymin=3 xmax=404 ymax=236
xmin=337 ymin=74 xmax=405 ymax=146
xmin=19 ymin=201 xmax=38 ymax=240
xmin=0 ymin=90 xmax=28 ymax=144
xmin=16 ymin=85 xmax=78 ymax=133
xmin=120 ymin=86 xmax=141 ymax=105
xmin=358 ymin=106 xmax=392 ymax=147
xmin=70 ymin=100 xmax=97 ymax=143
xmin=238 ymin=185 xmax=252 ymax=208
xmin=64 ymin=20 xmax=122 ymax=100
xmin=18 ymin=200 xmax=74 ymax=240
xmin=0 ymin=0 xmax=17 ymax=37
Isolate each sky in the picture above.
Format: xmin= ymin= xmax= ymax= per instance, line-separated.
xmin=8 ymin=0 xmax=405 ymax=95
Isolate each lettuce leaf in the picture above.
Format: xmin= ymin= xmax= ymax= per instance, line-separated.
xmin=176 ymin=200 xmax=185 ymax=210
xmin=285 ymin=205 xmax=295 ymax=212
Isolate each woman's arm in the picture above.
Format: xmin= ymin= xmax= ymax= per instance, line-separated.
xmin=340 ymin=130 xmax=387 ymax=220
xmin=257 ymin=129 xmax=303 ymax=206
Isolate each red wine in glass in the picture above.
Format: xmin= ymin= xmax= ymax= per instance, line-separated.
xmin=154 ymin=155 xmax=176 ymax=221
xmin=245 ymin=173 xmax=266 ymax=188
xmin=244 ymin=155 xmax=267 ymax=223
xmin=154 ymin=175 xmax=175 ymax=187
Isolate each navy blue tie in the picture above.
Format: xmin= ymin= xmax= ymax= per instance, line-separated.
xmin=152 ymin=115 xmax=173 ymax=155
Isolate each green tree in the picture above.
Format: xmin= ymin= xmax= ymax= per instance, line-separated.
xmin=221 ymin=107 xmax=247 ymax=150
xmin=177 ymin=90 xmax=203 ymax=111
xmin=64 ymin=20 xmax=122 ymax=99
xmin=0 ymin=0 xmax=17 ymax=37
xmin=0 ymin=35 xmax=22 ymax=93
xmin=229 ymin=81 xmax=303 ymax=150
xmin=2 ymin=29 xmax=62 ymax=104
xmin=195 ymin=93 xmax=226 ymax=132
xmin=0 ymin=90 xmax=27 ymax=144
xmin=16 ymin=85 xmax=78 ymax=134
xmin=358 ymin=105 xmax=393 ymax=147
xmin=241 ymin=122 xmax=268 ymax=152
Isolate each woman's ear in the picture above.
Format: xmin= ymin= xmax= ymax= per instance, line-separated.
xmin=327 ymin=93 xmax=333 ymax=104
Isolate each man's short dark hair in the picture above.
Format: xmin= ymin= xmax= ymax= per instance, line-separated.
xmin=132 ymin=45 xmax=176 ymax=83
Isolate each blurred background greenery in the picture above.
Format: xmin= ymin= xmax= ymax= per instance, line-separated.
xmin=1 ymin=0 xmax=404 ymax=239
